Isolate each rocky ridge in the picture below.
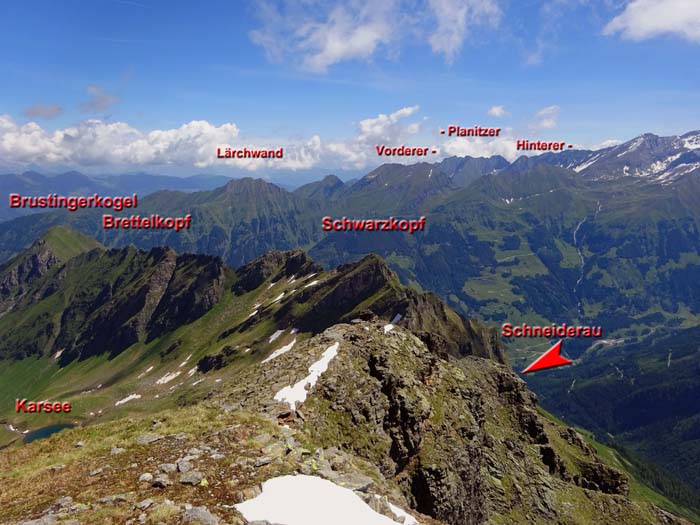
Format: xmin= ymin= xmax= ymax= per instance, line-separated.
xmin=1 ymin=320 xmax=688 ymax=524
xmin=0 ymin=239 xmax=692 ymax=524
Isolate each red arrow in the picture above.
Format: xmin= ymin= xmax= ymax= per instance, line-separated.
xmin=522 ymin=340 xmax=572 ymax=374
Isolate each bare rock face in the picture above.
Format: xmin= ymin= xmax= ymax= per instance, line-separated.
xmin=0 ymin=239 xmax=60 ymax=316
xmin=280 ymin=253 xmax=506 ymax=363
xmin=0 ymin=240 xmax=232 ymax=361
xmin=249 ymin=322 xmax=672 ymax=525
xmin=576 ymin=462 xmax=629 ymax=496
xmin=232 ymin=249 xmax=321 ymax=295
xmin=146 ymin=252 xmax=230 ymax=340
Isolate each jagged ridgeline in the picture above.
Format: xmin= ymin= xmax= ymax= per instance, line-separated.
xmin=0 ymin=227 xmax=696 ymax=524
xmin=0 ymin=226 xmax=500 ymax=365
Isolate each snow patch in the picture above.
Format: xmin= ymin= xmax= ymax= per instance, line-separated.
xmin=115 ymin=394 xmax=141 ymax=406
xmin=684 ymin=134 xmax=700 ymax=150
xmin=386 ymin=500 xmax=420 ymax=525
xmin=248 ymin=309 xmax=258 ymax=318
xmin=390 ymin=313 xmax=403 ymax=324
xmin=192 ymin=378 xmax=205 ymax=386
xmin=290 ymin=327 xmax=300 ymax=334
xmin=137 ymin=365 xmax=154 ymax=379
xmin=53 ymin=349 xmax=64 ymax=360
xmin=616 ymin=137 xmax=644 ymax=157
xmin=573 ymin=153 xmax=601 ymax=172
xmin=263 ymin=338 xmax=297 ymax=363
xmin=235 ymin=474 xmax=406 ymax=525
xmin=274 ymin=342 xmax=339 ymax=410
xmin=269 ymin=329 xmax=285 ymax=343
xmin=271 ymin=292 xmax=285 ymax=303
xmin=156 ymin=371 xmax=181 ymax=385
xmin=304 ymin=280 xmax=319 ymax=288
xmin=178 ymin=354 xmax=192 ymax=368
xmin=187 ymin=366 xmax=197 ymax=377
xmin=383 ymin=324 xmax=395 ymax=334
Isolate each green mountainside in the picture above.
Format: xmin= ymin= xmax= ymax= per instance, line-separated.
xmin=2 ymin=133 xmax=700 ymax=515
xmin=0 ymin=231 xmax=694 ymax=524
xmin=529 ymin=325 xmax=700 ymax=493
xmin=4 ymin=153 xmax=700 ymax=356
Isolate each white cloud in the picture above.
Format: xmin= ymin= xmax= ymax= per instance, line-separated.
xmin=524 ymin=38 xmax=546 ymax=66
xmin=80 ymin=85 xmax=120 ymax=113
xmin=487 ymin=105 xmax=508 ymax=117
xmin=297 ymin=6 xmax=393 ymax=73
xmin=531 ymin=105 xmax=560 ymax=130
xmin=249 ymin=0 xmax=501 ymax=71
xmin=427 ymin=0 xmax=501 ymax=62
xmin=23 ymin=103 xmax=62 ymax=119
xmin=325 ymin=105 xmax=423 ymax=167
xmin=356 ymin=105 xmax=420 ymax=141
xmin=0 ymin=106 xmax=422 ymax=172
xmin=250 ymin=1 xmax=395 ymax=73
xmin=604 ymin=0 xmax=700 ymax=42
xmin=442 ymin=129 xmax=520 ymax=161
xmin=591 ymin=138 xmax=622 ymax=150
xmin=0 ymin=115 xmax=243 ymax=168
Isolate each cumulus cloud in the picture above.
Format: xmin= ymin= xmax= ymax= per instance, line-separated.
xmin=0 ymin=106 xmax=422 ymax=171
xmin=249 ymin=0 xmax=501 ymax=71
xmin=80 ymin=85 xmax=120 ymax=113
xmin=531 ymin=105 xmax=560 ymax=130
xmin=323 ymin=105 xmax=422 ymax=166
xmin=442 ymin=128 xmax=520 ymax=161
xmin=23 ymin=103 xmax=62 ymax=119
xmin=0 ymin=116 xmax=235 ymax=167
xmin=427 ymin=0 xmax=501 ymax=61
xmin=487 ymin=105 xmax=508 ymax=117
xmin=604 ymin=0 xmax=700 ymax=42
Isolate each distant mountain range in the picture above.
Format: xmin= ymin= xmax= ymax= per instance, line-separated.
xmin=2 ymin=129 xmax=700 ymax=497
xmin=0 ymin=171 xmax=234 ymax=221
xmin=3 ymin=130 xmax=698 ymax=336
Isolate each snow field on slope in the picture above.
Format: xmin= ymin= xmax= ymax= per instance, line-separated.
xmin=235 ymin=474 xmax=417 ymax=525
xmin=274 ymin=342 xmax=339 ymax=410
xmin=263 ymin=338 xmax=297 ymax=363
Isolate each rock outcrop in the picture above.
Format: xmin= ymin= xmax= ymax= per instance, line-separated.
xmin=220 ymin=321 xmax=688 ymax=524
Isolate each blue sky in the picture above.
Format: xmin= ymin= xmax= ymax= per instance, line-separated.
xmin=1 ymin=0 xmax=699 ymax=181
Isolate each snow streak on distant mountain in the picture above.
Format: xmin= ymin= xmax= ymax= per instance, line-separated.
xmin=566 ymin=131 xmax=700 ymax=183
